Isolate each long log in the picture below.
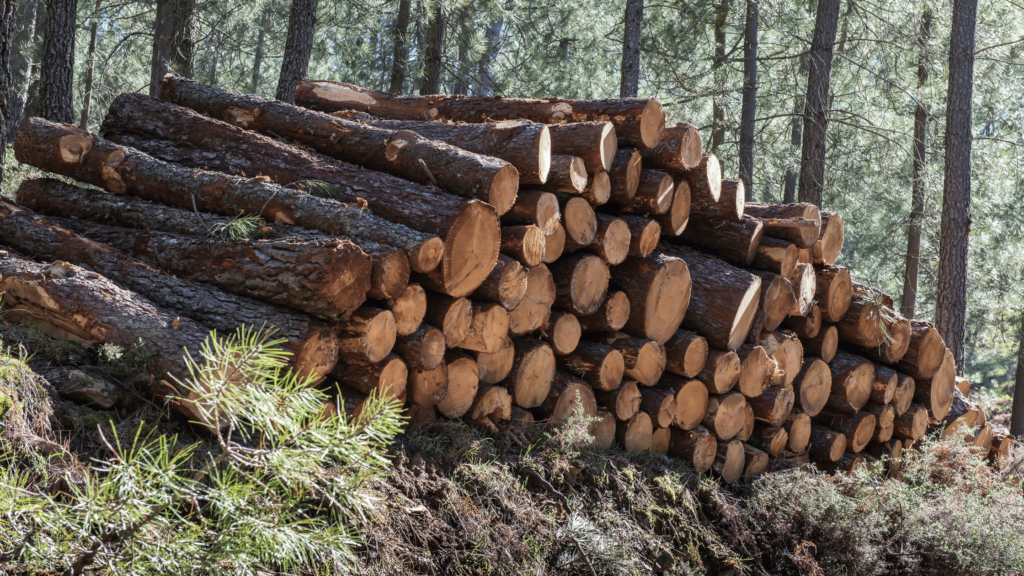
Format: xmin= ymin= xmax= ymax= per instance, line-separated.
xmin=895 ymin=319 xmax=946 ymax=380
xmin=293 ymin=79 xmax=667 ymax=149
xmin=547 ymin=121 xmax=617 ymax=173
xmin=0 ymin=202 xmax=341 ymax=382
xmin=537 ymin=155 xmax=586 ymax=192
xmin=160 ymin=76 xmax=519 ymax=215
xmin=12 ymin=119 xmax=458 ymax=283
xmin=744 ymin=202 xmax=821 ymax=247
xmin=657 ymin=178 xmax=691 ymax=236
xmin=640 ymin=122 xmax=702 ymax=171
xmin=669 ymin=425 xmax=717 ymax=473
xmin=658 ymin=244 xmax=761 ymax=350
xmin=663 ymin=329 xmax=708 ymax=379
xmin=0 ymin=252 xmax=213 ymax=423
xmin=680 ymin=215 xmax=764 ymax=267
xmin=50 ymin=217 xmax=370 ymax=321
xmin=609 ymin=252 xmax=691 ymax=345
xmin=816 ymin=411 xmax=876 ymax=453
xmin=690 ymin=177 xmax=743 ymax=222
xmin=914 ymin=347 xmax=955 ymax=420
xmin=836 ymin=283 xmax=911 ymax=360
xmin=814 ymin=265 xmax=853 ymax=323
xmin=331 ymin=354 xmax=408 ymax=403
xmin=328 ymin=111 xmax=551 ymax=186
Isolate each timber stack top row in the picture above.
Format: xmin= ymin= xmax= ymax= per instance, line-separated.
xmin=1 ymin=74 xmax=1011 ymax=482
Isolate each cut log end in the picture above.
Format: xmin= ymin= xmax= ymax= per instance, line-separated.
xmin=537 ymin=127 xmax=552 ymax=184
xmin=728 ymin=279 xmax=762 ymax=351
xmin=542 ymin=223 xmax=566 ymax=263
xmin=441 ymin=201 xmax=501 ymax=298
xmin=489 ymin=165 xmax=521 ymax=215
xmin=388 ymin=284 xmax=427 ymax=336
xmin=508 ymin=264 xmax=555 ymax=335
xmin=617 ymin=412 xmax=653 ymax=453
xmin=408 ymin=236 xmax=445 ymax=274
xmin=599 ymin=123 xmax=617 ymax=171
xmin=794 ymin=358 xmax=832 ymax=417
xmin=505 ymin=338 xmax=556 ymax=409
xmin=295 ymin=327 xmax=343 ymax=383
xmin=640 ymin=99 xmax=667 ymax=150
xmin=583 ymin=171 xmax=611 ymax=206
xmin=501 ymin=225 xmax=545 ymax=267
xmin=664 ymin=330 xmax=709 ymax=379
xmin=436 ymin=351 xmax=480 ymax=418
xmin=476 ymin=337 xmax=515 ymax=384
xmin=670 ymin=426 xmax=717 ymax=472
xmin=543 ymin=312 xmax=581 ymax=356
xmin=658 ymin=178 xmax=691 ymax=236
xmin=785 ymin=411 xmax=812 ymax=453
xmin=563 ymin=197 xmax=598 ymax=246
xmin=590 ymin=411 xmax=617 ymax=449
xmin=714 ymin=440 xmax=745 ymax=483
xmin=593 ymin=216 xmax=631 ymax=265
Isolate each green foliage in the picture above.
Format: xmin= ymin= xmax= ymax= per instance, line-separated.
xmin=205 ymin=213 xmax=261 ymax=242
xmin=0 ymin=327 xmax=403 ymax=575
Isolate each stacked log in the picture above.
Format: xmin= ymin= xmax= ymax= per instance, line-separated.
xmin=3 ymin=76 xmax=980 ymax=484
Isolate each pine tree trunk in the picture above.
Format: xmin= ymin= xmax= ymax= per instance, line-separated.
xmin=388 ymin=0 xmax=412 ymax=93
xmin=37 ymin=0 xmax=77 ymax=123
xmin=935 ymin=0 xmax=978 ymax=374
xmin=169 ymin=0 xmax=195 ymax=77
xmin=251 ymin=5 xmax=269 ymax=93
xmin=149 ymin=0 xmax=171 ymax=97
xmin=0 ymin=0 xmax=17 ymax=180
xmin=619 ymin=0 xmax=643 ymax=98
xmin=276 ymin=0 xmax=318 ymax=103
xmin=783 ymin=93 xmax=801 ymax=203
xmin=900 ymin=8 xmax=932 ymax=319
xmin=738 ymin=0 xmax=758 ymax=198
xmin=475 ymin=17 xmax=502 ymax=96
xmin=1010 ymin=313 xmax=1024 ymax=436
xmin=451 ymin=8 xmax=473 ymax=95
xmin=797 ymin=0 xmax=840 ymax=207
xmin=78 ymin=0 xmax=101 ymax=130
xmin=419 ymin=3 xmax=444 ymax=95
xmin=4 ymin=0 xmax=37 ymax=142
xmin=710 ymin=0 xmax=731 ymax=153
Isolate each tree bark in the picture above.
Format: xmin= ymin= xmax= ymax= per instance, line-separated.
xmin=935 ymin=0 xmax=978 ymax=374
xmin=0 ymin=0 xmax=17 ymax=180
xmin=149 ymin=0 xmax=172 ymax=97
xmin=419 ymin=3 xmax=444 ymax=95
xmin=276 ymin=0 xmax=318 ymax=103
xmin=251 ymin=5 xmax=269 ymax=93
xmin=0 ymin=202 xmax=342 ymax=383
xmin=4 ymin=0 xmax=38 ymax=143
xmin=609 ymin=252 xmax=691 ymax=345
xmin=37 ymin=0 xmax=77 ymax=123
xmin=388 ymin=0 xmax=412 ymax=93
xmin=169 ymin=0 xmax=195 ymax=77
xmin=1011 ymin=313 xmax=1024 ymax=437
xmin=680 ymin=215 xmax=763 ymax=267
xmin=162 ymin=76 xmax=518 ymax=221
xmin=619 ymin=0 xmax=644 ymax=98
xmin=901 ymin=8 xmax=933 ymax=319
xmin=738 ymin=0 xmax=758 ymax=198
xmin=293 ymin=79 xmax=666 ymax=149
xmin=77 ymin=0 xmax=101 ymax=130
xmin=710 ymin=0 xmax=731 ymax=153
xmin=797 ymin=0 xmax=841 ymax=207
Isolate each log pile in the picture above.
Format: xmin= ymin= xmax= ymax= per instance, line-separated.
xmin=1 ymin=75 xmax=1003 ymax=481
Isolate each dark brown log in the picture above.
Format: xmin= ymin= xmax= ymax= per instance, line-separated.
xmin=0 ymin=252 xmax=212 ymax=423
xmin=335 ymin=307 xmax=398 ymax=364
xmin=581 ymin=171 xmax=612 ymax=206
xmin=508 ymin=264 xmax=555 ymax=335
xmin=742 ymin=443 xmax=770 ymax=478
xmin=557 ymin=341 xmax=624 ymax=391
xmin=51 ymin=218 xmax=371 ymax=321
xmin=699 ymin=348 xmax=742 ymax=395
xmin=293 ymin=80 xmax=666 ymax=149
xmin=542 ymin=223 xmax=566 ymax=264
xmin=327 ymin=111 xmax=551 ymax=186
xmin=664 ymin=329 xmax=709 ymax=379
xmin=788 ymin=263 xmax=817 ymax=317
xmin=476 ymin=337 xmax=515 ymax=384
xmin=536 ymin=155 xmax=586 ymax=192
xmin=686 ymin=153 xmax=722 ymax=204
xmin=914 ymin=347 xmax=955 ymax=420
xmin=14 ymin=118 xmax=448 ymax=277
xmin=827 ymin=351 xmax=875 ymax=415
xmin=895 ymin=319 xmax=946 ymax=380
xmin=535 ymin=372 xmax=597 ymax=426
xmin=541 ymin=311 xmax=581 ymax=356
xmin=577 ymin=290 xmax=631 ymax=334
xmin=499 ymin=336 xmax=555 ymax=409
xmin=744 ymin=202 xmax=821 ymax=247
xmin=638 ymin=387 xmax=676 ymax=428
xmin=659 ymin=244 xmax=761 ymax=350
xmin=690 ymin=177 xmax=743 ymax=222
xmin=424 ymin=293 xmax=474 ymax=349
xmin=393 ymin=325 xmax=446 ymax=371
xmin=609 ymin=252 xmax=691 ymax=345
xmin=791 ymin=357 xmax=832 ymax=417
xmin=802 ymin=324 xmax=838 ymax=363
xmin=601 ymin=332 xmax=666 ymax=386
xmin=590 ymin=410 xmax=617 ymax=449
xmin=550 ymin=253 xmax=609 ymax=316
xmin=785 ymin=304 xmax=822 ymax=340
xmin=751 ymin=271 xmax=797 ymax=334
xmin=784 ymin=410 xmax=812 ymax=452
xmin=669 ymin=425 xmax=717 ymax=473
xmin=749 ymin=386 xmax=795 ymax=427
xmin=559 ymin=196 xmax=599 ymax=248
xmin=0 ymin=202 xmax=340 ymax=383
xmin=816 ymin=411 xmax=875 ymax=453
xmin=808 ymin=425 xmax=847 ymax=462
xmin=750 ymin=424 xmax=789 ymax=457
xmin=871 ymin=365 xmax=898 ymax=405
xmin=407 ymin=361 xmax=448 ymax=408
xmin=661 ymin=374 xmax=709 ymax=430
xmin=378 ymin=283 xmax=426 ymax=336
xmin=609 ymin=148 xmax=642 ymax=205
xmin=547 ymin=120 xmax=617 ymax=172
xmin=657 ymin=178 xmax=691 ymax=236
xmin=892 ymin=404 xmax=928 ymax=441
xmin=640 ymin=122 xmax=702 ymax=171
xmin=617 ymin=170 xmax=673 ymax=215
xmin=405 ymin=404 xmax=436 ymax=430
xmin=473 ymin=255 xmax=529 ymax=312
xmin=864 ymin=402 xmax=896 ymax=443
xmin=703 ymin=391 xmax=747 ymax=440
xmin=332 ymin=354 xmax=408 ymax=404
xmin=712 ymin=439 xmax=745 ymax=483
xmin=160 ymin=77 xmax=520 ymax=216
xmin=17 ymin=178 xmax=411 ymax=301
xmin=465 ymin=384 xmax=512 ymax=431
xmin=680 ymin=215 xmax=764 ymax=267
xmin=650 ymin=427 xmax=672 ymax=455
xmin=813 ymin=211 xmax=844 ymax=265
xmin=616 ymin=412 xmax=653 ymax=453
xmin=752 ymin=236 xmax=798 ymax=279
xmin=736 ymin=345 xmax=772 ymax=398
xmin=501 ymin=225 xmax=545 ymax=267
xmin=595 ymin=379 xmax=641 ymax=421
xmin=814 ymin=265 xmax=853 ymax=323
xmin=458 ymin=302 xmax=509 ymax=354
xmin=893 ymin=372 xmax=916 ymax=416
xmin=503 ymin=189 xmax=560 ymax=235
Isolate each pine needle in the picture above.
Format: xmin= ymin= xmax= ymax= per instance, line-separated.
xmin=288 ymin=179 xmax=341 ymax=200
xmin=207 ymin=214 xmax=260 ymax=242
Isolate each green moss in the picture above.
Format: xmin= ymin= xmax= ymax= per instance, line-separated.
xmin=0 ymin=389 xmax=12 ymax=421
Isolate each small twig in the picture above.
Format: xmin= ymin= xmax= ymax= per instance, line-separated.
xmin=256 ymin=190 xmax=281 ymax=221
xmin=418 ymin=159 xmax=443 ymax=191
xmin=570 ymin=532 xmax=599 ymax=576
xmin=191 ymin=195 xmax=210 ymax=232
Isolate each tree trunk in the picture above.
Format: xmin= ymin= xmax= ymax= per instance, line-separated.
xmin=36 ymin=0 xmax=76 ymax=123
xmin=169 ymin=0 xmax=195 ymax=77
xmin=901 ymin=9 xmax=933 ymax=319
xmin=4 ymin=0 xmax=38 ymax=143
xmin=710 ymin=0 xmax=731 ymax=153
xmin=609 ymin=252 xmax=691 ymax=344
xmin=738 ymin=0 xmax=758 ymax=198
xmin=77 ymin=0 xmax=101 ymax=129
xmin=162 ymin=76 xmax=518 ymax=221
xmin=619 ymin=0 xmax=643 ymax=98
xmin=783 ymin=84 xmax=802 ymax=204
xmin=276 ymin=0 xmax=318 ymax=102
xmin=935 ymin=0 xmax=978 ymax=374
xmin=293 ymin=79 xmax=666 ymax=149
xmin=797 ymin=0 xmax=841 ymax=207
xmin=602 ymin=332 xmax=666 ymax=385
xmin=0 ymin=0 xmax=17 ymax=180
xmin=419 ymin=3 xmax=444 ymax=95
xmin=50 ymin=217 xmax=372 ymax=321
xmin=387 ymin=0 xmax=412 ymax=93
xmin=451 ymin=9 xmax=472 ymax=95
xmin=0 ymin=202 xmax=341 ymax=383
xmin=475 ymin=17 xmax=502 ymax=96
xmin=149 ymin=0 xmax=171 ymax=97
xmin=251 ymin=5 xmax=269 ymax=93
xmin=1010 ymin=313 xmax=1024 ymax=437
xmin=14 ymin=118 xmax=451 ymax=281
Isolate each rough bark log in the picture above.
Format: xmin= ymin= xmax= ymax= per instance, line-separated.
xmin=609 ymin=252 xmax=691 ymax=345
xmin=664 ymin=329 xmax=708 ymax=379
xmin=557 ymin=341 xmax=624 ymax=391
xmin=594 ymin=379 xmax=641 ymax=421
xmin=871 ymin=365 xmax=898 ymax=405
xmin=503 ymin=189 xmax=560 ymax=235
xmin=669 ymin=425 xmax=717 ymax=473
xmin=895 ymin=319 xmax=946 ymax=379
xmin=813 ymin=264 xmax=853 ymax=323
xmin=609 ymin=148 xmax=642 ymax=205
xmin=393 ymin=325 xmax=446 ymax=371
xmin=547 ymin=121 xmax=617 ymax=173
xmin=638 ymin=387 xmax=676 ymax=428
xmin=508 ymin=264 xmax=555 ymax=335
xmin=892 ymin=404 xmax=928 ymax=441
xmin=500 ymin=336 xmax=556 ymax=409
xmin=577 ymin=290 xmax=630 ymax=333
xmin=601 ymin=332 xmax=666 ymax=386
xmin=331 ymin=354 xmax=407 ymax=403
xmin=752 ymin=236 xmax=798 ymax=278
xmin=680 ymin=215 xmax=764 ymax=267
xmin=827 ymin=351 xmax=874 ymax=415
xmin=808 ymin=425 xmax=846 ymax=462
xmin=540 ymin=311 xmax=581 ymax=356
xmin=699 ymin=348 xmax=741 ymax=395
xmin=641 ymin=122 xmax=702 ymax=171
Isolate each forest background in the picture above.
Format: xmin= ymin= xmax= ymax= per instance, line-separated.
xmin=2 ymin=0 xmax=1023 ymax=394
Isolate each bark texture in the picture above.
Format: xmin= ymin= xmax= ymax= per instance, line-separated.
xmin=388 ymin=0 xmax=412 ymax=93
xmin=738 ymin=0 xmax=758 ymax=197
xmin=619 ymin=0 xmax=644 ymax=98
xmin=797 ymin=0 xmax=840 ymax=207
xmin=37 ymin=0 xmax=77 ymax=123
xmin=276 ymin=0 xmax=318 ymax=103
